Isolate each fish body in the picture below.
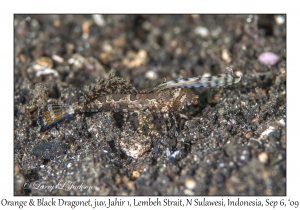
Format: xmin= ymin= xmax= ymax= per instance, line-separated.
xmin=37 ymin=70 xmax=241 ymax=132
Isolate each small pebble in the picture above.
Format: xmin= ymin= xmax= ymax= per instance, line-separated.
xmin=115 ymin=36 xmax=125 ymax=48
xmin=116 ymin=177 xmax=122 ymax=184
xmin=93 ymin=14 xmax=105 ymax=26
xmin=275 ymin=15 xmax=285 ymax=25
xmin=145 ymin=70 xmax=157 ymax=80
xmin=82 ymin=20 xmax=92 ymax=39
xmin=185 ymin=178 xmax=196 ymax=190
xmin=34 ymin=57 xmax=53 ymax=70
xmin=252 ymin=117 xmax=260 ymax=123
xmin=50 ymin=129 xmax=59 ymax=138
xmin=52 ymin=54 xmax=64 ymax=63
xmin=184 ymin=189 xmax=194 ymax=195
xmin=278 ymin=118 xmax=285 ymax=126
xmin=14 ymin=165 xmax=20 ymax=174
xmin=258 ymin=52 xmax=279 ymax=66
xmin=53 ymin=19 xmax=61 ymax=28
xmin=194 ymin=26 xmax=209 ymax=38
xmin=222 ymin=48 xmax=231 ymax=63
xmin=234 ymin=71 xmax=243 ymax=78
xmin=127 ymin=181 xmax=135 ymax=191
xmin=36 ymin=68 xmax=58 ymax=77
xmin=244 ymin=132 xmax=253 ymax=139
xmin=102 ymin=43 xmax=113 ymax=53
xmin=132 ymin=171 xmax=140 ymax=179
xmin=258 ymin=152 xmax=268 ymax=164
xmin=142 ymin=21 xmax=152 ymax=31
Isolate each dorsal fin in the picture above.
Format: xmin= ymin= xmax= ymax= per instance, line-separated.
xmin=150 ymin=68 xmax=241 ymax=92
xmin=79 ymin=70 xmax=138 ymax=106
xmin=92 ymin=71 xmax=137 ymax=95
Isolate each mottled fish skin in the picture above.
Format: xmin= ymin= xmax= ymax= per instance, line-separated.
xmin=37 ymin=69 xmax=241 ymax=132
xmin=77 ymin=88 xmax=198 ymax=114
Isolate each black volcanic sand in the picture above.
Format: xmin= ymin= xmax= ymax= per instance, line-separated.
xmin=14 ymin=14 xmax=286 ymax=195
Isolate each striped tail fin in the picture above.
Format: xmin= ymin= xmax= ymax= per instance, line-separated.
xmin=37 ymin=104 xmax=74 ymax=132
xmin=151 ymin=67 xmax=241 ymax=92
